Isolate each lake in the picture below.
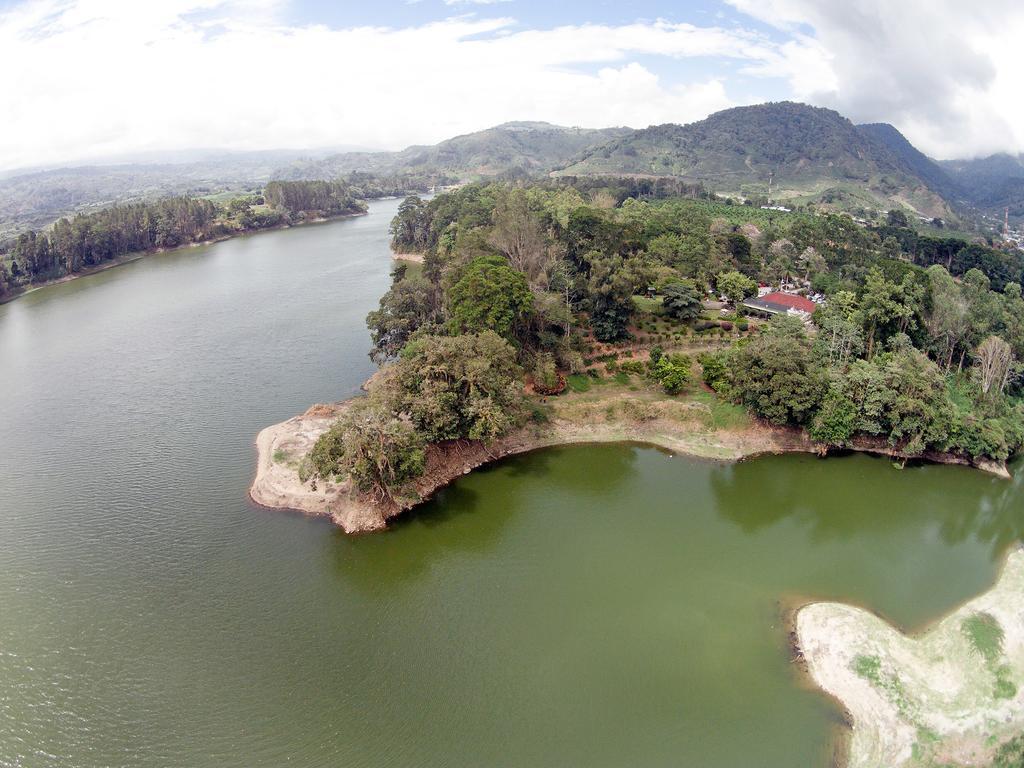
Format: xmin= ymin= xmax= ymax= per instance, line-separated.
xmin=1 ymin=198 xmax=1021 ymax=767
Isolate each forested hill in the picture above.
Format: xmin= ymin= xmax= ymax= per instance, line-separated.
xmin=273 ymin=122 xmax=633 ymax=181
xmin=940 ymin=153 xmax=1024 ymax=220
xmin=556 ymin=102 xmax=954 ymax=219
xmin=0 ymin=150 xmax=335 ymax=241
xmin=855 ymin=122 xmax=959 ymax=202
xmin=0 ymin=180 xmax=366 ymax=299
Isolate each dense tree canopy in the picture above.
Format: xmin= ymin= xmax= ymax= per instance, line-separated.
xmin=385 ymin=331 xmax=525 ymax=442
xmin=446 ymin=255 xmax=533 ymax=341
xmin=300 ymin=177 xmax=1024 ymax=482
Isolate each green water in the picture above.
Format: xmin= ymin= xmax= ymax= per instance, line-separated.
xmin=0 ymin=199 xmax=1021 ymax=767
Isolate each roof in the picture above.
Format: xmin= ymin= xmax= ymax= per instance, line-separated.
xmin=743 ymin=292 xmax=817 ymax=315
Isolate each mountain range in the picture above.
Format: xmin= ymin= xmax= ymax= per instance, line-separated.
xmin=3 ymin=103 xmax=1023 ymax=239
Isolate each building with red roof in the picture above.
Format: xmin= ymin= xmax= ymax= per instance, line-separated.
xmin=741 ymin=291 xmax=818 ymax=318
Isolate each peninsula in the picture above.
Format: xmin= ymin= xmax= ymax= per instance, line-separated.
xmin=252 ymin=181 xmax=1021 ymax=528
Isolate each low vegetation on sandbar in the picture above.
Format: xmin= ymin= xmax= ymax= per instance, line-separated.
xmin=798 ymin=548 xmax=1024 ymax=768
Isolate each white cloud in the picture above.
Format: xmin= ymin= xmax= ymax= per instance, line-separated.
xmin=727 ymin=0 xmax=1024 ymax=159
xmin=3 ymin=0 xmax=1017 ymax=169
xmin=0 ymin=0 xmax=798 ymax=170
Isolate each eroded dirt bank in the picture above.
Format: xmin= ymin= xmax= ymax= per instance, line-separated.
xmin=250 ymin=385 xmax=1009 ymax=534
xmin=249 ymin=393 xmax=815 ymax=532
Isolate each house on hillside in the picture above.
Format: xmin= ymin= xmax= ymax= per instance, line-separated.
xmin=741 ymin=291 xmax=818 ymax=321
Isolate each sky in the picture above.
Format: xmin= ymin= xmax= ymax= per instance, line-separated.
xmin=1 ymin=0 xmax=1023 ymax=171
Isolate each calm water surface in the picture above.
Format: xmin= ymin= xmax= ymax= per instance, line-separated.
xmin=1 ymin=198 xmax=1022 ymax=767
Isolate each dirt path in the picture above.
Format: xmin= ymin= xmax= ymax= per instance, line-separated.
xmin=798 ymin=547 xmax=1024 ymax=767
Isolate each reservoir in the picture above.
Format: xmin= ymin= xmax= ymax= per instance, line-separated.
xmin=0 ymin=198 xmax=1020 ymax=767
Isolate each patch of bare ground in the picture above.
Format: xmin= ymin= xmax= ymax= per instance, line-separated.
xmin=391 ymin=251 xmax=424 ymax=263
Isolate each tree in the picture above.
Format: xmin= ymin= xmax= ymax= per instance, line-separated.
xmin=716 ymin=270 xmax=757 ymax=304
xmin=446 ymin=255 xmax=533 ymax=341
xmin=809 ymin=387 xmax=859 ymax=446
xmin=587 ymin=254 xmax=635 ymax=342
xmin=725 ymin=316 xmax=825 ymax=425
xmin=366 ymin=276 xmax=437 ymax=363
xmin=387 ymin=331 xmax=524 ymax=442
xmin=488 ymin=190 xmax=548 ymax=285
xmin=305 ymin=401 xmax=425 ymax=503
xmin=975 ymin=336 xmax=1014 ymax=398
xmin=389 ymin=195 xmax=428 ymax=253
xmin=823 ymin=347 xmax=954 ymax=455
xmin=926 ymin=265 xmax=970 ymax=370
xmin=860 ymin=267 xmax=912 ymax=358
xmin=661 ymin=280 xmax=703 ymax=321
xmin=796 ymin=246 xmax=826 ymax=282
xmin=887 ymin=209 xmax=910 ymax=228
xmin=652 ymin=354 xmax=691 ymax=395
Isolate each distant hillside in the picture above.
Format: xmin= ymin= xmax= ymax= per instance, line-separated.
xmin=855 ymin=122 xmax=959 ymax=201
xmin=556 ymin=102 xmax=953 ymax=218
xmin=940 ymin=153 xmax=1024 ymax=221
xmin=274 ymin=122 xmax=634 ymax=181
xmin=0 ymin=150 xmax=327 ymax=240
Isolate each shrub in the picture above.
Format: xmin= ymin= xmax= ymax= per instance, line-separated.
xmin=652 ymin=354 xmax=691 ymax=395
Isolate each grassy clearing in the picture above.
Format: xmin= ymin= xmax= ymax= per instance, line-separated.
xmin=273 ymin=448 xmax=290 ymax=464
xmin=690 ymin=390 xmax=751 ymax=430
xmin=631 ymin=294 xmax=663 ymax=314
xmin=566 ymin=374 xmax=591 ymax=393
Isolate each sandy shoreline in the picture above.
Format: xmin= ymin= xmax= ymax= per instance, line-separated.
xmin=796 ymin=547 xmax=1024 ymax=767
xmin=391 ymin=251 xmax=424 ymax=263
xmin=249 ymin=394 xmax=820 ymax=532
xmin=249 ymin=386 xmax=1009 ymax=535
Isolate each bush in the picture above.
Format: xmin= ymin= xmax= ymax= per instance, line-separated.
xmin=720 ymin=321 xmax=733 ymax=331
xmin=699 ymin=352 xmax=730 ymax=392
xmin=652 ymin=353 xmax=691 ymax=395
xmin=533 ymin=352 xmax=559 ymax=393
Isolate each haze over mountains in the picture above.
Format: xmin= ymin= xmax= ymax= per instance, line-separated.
xmin=4 ymin=102 xmax=1023 ymax=240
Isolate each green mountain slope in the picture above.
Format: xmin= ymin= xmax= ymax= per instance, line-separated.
xmin=556 ymin=102 xmax=952 ymax=217
xmin=274 ymin=122 xmax=633 ymax=181
xmin=940 ymin=153 xmax=1024 ymax=221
